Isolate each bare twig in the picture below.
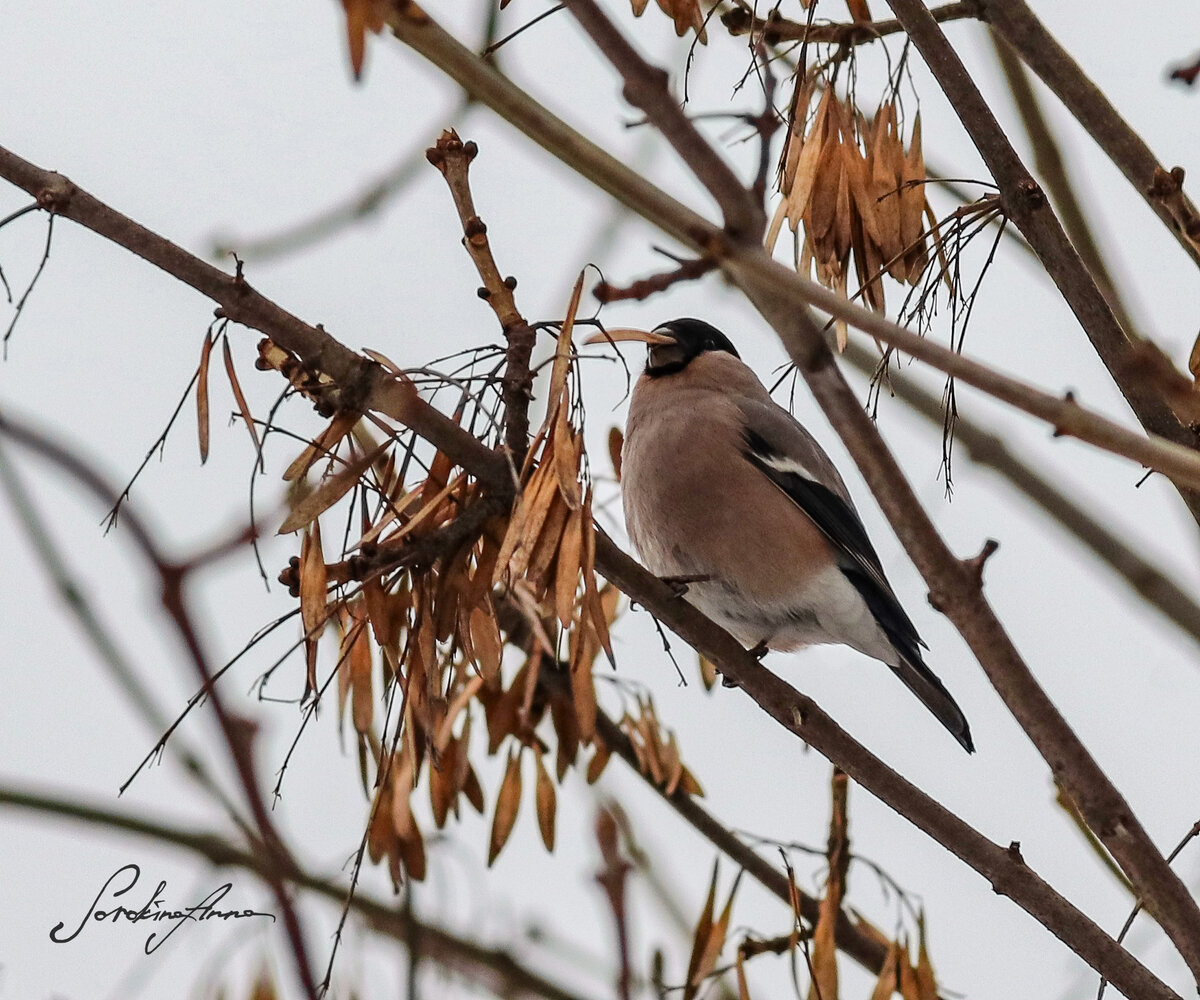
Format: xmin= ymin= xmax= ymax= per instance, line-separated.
xmin=426 ymin=129 xmax=536 ymax=469
xmin=594 ymin=807 xmax=633 ymax=1000
xmin=593 ymin=256 xmax=716 ymax=303
xmin=720 ymin=0 xmax=978 ymax=47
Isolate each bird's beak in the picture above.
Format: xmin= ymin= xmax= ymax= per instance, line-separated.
xmin=582 ymin=327 xmax=677 ymax=346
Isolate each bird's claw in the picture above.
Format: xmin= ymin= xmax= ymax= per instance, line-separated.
xmin=748 ymin=639 xmax=770 ymax=660
xmin=659 ymin=573 xmax=712 ymax=599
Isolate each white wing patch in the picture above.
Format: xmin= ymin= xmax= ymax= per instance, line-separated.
xmin=754 ymin=451 xmax=820 ymax=484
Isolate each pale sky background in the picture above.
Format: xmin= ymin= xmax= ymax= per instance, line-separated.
xmin=3 ymin=3 xmax=1200 ymax=999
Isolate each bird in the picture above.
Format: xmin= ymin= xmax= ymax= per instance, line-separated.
xmin=593 ymin=317 xmax=974 ymax=753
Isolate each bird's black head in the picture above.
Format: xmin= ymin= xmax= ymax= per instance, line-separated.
xmin=645 ymin=318 xmax=740 ymax=376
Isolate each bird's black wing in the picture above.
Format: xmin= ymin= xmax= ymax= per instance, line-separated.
xmin=741 ymin=427 xmax=924 ymax=658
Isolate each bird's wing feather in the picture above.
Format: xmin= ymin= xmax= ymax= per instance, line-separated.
xmin=737 ymin=403 xmax=923 ymax=652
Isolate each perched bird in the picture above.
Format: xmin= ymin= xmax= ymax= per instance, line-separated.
xmin=596 ymin=317 xmax=974 ymax=752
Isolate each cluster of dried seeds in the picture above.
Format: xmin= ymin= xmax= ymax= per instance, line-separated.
xmin=769 ymin=79 xmax=945 ymax=348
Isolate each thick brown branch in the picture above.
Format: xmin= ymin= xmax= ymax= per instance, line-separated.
xmin=427 ymin=129 xmax=536 ymax=467
xmin=874 ymin=1 xmax=1200 ymax=968
xmin=564 ymin=0 xmax=765 ymax=240
xmin=0 ymin=785 xmax=596 ymax=1000
xmin=981 ymin=0 xmax=1200 ymax=269
xmin=882 ymin=0 xmax=1200 ymax=529
xmin=590 ymin=531 xmax=1181 ymax=1000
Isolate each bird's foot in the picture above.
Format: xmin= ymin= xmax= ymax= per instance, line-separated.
xmin=659 ymin=573 xmax=711 ymax=599
xmin=748 ymin=639 xmax=770 ymax=660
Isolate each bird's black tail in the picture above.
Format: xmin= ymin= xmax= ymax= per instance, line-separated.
xmin=889 ymin=653 xmax=975 ymax=753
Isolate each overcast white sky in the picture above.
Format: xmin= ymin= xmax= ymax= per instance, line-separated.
xmin=3 ymin=3 xmax=1200 ymax=999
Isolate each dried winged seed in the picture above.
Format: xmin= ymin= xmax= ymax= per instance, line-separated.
xmin=398 ymin=820 xmax=427 ymax=882
xmin=916 ymin=919 xmax=937 ymax=1000
xmin=694 ymin=874 xmax=739 ymax=992
xmin=547 ymin=272 xmax=585 ymax=417
xmin=807 ymin=891 xmax=839 ymax=1000
xmin=509 ymin=461 xmax=562 ymax=579
xmin=367 ymin=781 xmax=393 ymax=864
xmin=899 ymin=945 xmax=921 ymax=1000
xmin=900 ymin=113 xmax=927 ymax=253
xmin=586 ymin=738 xmax=612 ymax=784
xmin=789 ymin=86 xmax=832 ymax=213
xmin=494 ymin=466 xmax=541 ymax=582
xmin=485 ymin=660 xmax=526 ymax=754
xmin=662 ymin=730 xmax=685 ymax=796
xmin=698 ymin=654 xmax=718 ymax=690
xmin=452 ymin=716 xmax=473 ymax=793
xmin=765 ymin=199 xmax=791 ymax=256
xmin=284 ymin=411 xmax=359 ymax=482
xmin=465 ymin=525 xmax=504 ymax=611
xmin=679 ymin=765 xmax=704 ymax=797
xmin=487 ymin=747 xmax=523 ymax=866
xmin=436 ymin=674 xmax=484 ymax=753
xmin=390 ymin=752 xmax=417 ymax=838
xmin=683 ymin=864 xmax=719 ymax=998
xmin=280 ymin=441 xmax=390 ymax=535
xmin=607 ymin=426 xmax=624 ymax=482
xmin=621 ymin=714 xmax=651 ymax=774
xmin=631 ymin=0 xmax=650 ymax=13
xmin=469 ymin=597 xmax=503 ymax=687
xmin=534 ymin=747 xmax=557 ymax=852
xmin=833 ymin=148 xmax=854 ymax=259
xmin=526 ymin=491 xmax=571 ymax=586
xmin=350 ymin=618 xmax=373 ymax=734
xmin=806 ymin=133 xmax=843 ymax=242
xmin=580 ymin=491 xmax=613 ymax=665
xmin=554 ymin=504 xmax=584 ymax=628
xmin=222 ymin=337 xmax=261 ymax=455
xmin=844 ymin=137 xmax=884 ymax=248
xmin=429 ymin=737 xmax=456 ymax=829
xmin=570 ymin=624 xmax=598 ymax=744
xmin=196 ymin=331 xmax=214 ymax=464
xmin=925 ymin=203 xmax=955 ymax=295
xmin=336 ymin=609 xmax=355 ymax=727
xmin=299 ymin=523 xmax=328 ymax=688
xmin=549 ymin=690 xmax=581 ymax=777
xmin=552 ymin=408 xmax=583 ymax=510
xmin=868 ymin=943 xmax=901 ymax=1000
xmin=462 ymin=763 xmax=485 ymax=813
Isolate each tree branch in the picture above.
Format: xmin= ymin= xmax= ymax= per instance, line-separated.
xmin=564 ymin=0 xmax=765 ymax=240
xmin=981 ymin=0 xmax=1200 ymax=270
xmin=382 ymin=8 xmax=1200 ymax=511
xmin=719 ymin=0 xmax=977 ymax=47
xmin=0 ymin=784 xmax=597 ymax=1000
